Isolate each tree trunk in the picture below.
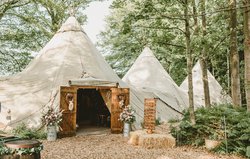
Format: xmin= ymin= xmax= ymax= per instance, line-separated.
xmin=229 ymin=0 xmax=242 ymax=107
xmin=192 ymin=0 xmax=198 ymax=34
xmin=200 ymin=0 xmax=211 ymax=107
xmin=185 ymin=0 xmax=196 ymax=125
xmin=243 ymin=0 xmax=250 ymax=112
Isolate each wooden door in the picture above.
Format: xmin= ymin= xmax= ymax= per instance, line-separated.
xmin=59 ymin=86 xmax=77 ymax=137
xmin=111 ymin=88 xmax=129 ymax=133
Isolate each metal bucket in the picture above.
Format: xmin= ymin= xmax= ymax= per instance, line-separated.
xmin=47 ymin=125 xmax=57 ymax=141
xmin=123 ymin=122 xmax=131 ymax=137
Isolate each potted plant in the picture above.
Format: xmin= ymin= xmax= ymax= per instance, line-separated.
xmin=41 ymin=107 xmax=63 ymax=141
xmin=119 ymin=105 xmax=136 ymax=137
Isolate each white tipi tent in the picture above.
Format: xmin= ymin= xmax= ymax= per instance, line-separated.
xmin=122 ymin=47 xmax=189 ymax=121
xmin=180 ymin=61 xmax=232 ymax=108
xmin=0 ymin=16 xmax=145 ymax=129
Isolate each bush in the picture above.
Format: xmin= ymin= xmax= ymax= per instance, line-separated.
xmin=155 ymin=117 xmax=162 ymax=126
xmin=0 ymin=145 xmax=13 ymax=155
xmin=11 ymin=123 xmax=46 ymax=139
xmin=171 ymin=104 xmax=250 ymax=157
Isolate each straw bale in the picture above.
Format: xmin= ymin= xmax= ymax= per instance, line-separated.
xmin=128 ymin=130 xmax=146 ymax=145
xmin=128 ymin=130 xmax=176 ymax=149
xmin=138 ymin=133 xmax=176 ymax=149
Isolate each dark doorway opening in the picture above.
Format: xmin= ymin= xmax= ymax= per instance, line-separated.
xmin=76 ymin=89 xmax=111 ymax=130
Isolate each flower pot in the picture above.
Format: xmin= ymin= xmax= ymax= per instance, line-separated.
xmin=123 ymin=122 xmax=131 ymax=137
xmin=205 ymin=139 xmax=221 ymax=150
xmin=47 ymin=125 xmax=57 ymax=141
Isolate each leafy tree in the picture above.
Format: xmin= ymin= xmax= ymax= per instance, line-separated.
xmin=0 ymin=0 xmax=101 ymax=75
xmin=0 ymin=0 xmax=30 ymax=20
xmin=98 ymin=0 xmax=248 ymax=107
xmin=99 ymin=1 xmax=229 ymax=84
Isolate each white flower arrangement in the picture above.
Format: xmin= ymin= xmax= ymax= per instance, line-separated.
xmin=119 ymin=105 xmax=136 ymax=124
xmin=41 ymin=107 xmax=63 ymax=126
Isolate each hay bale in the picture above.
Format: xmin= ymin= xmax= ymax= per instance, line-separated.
xmin=128 ymin=130 xmax=176 ymax=149
xmin=156 ymin=156 xmax=172 ymax=159
xmin=146 ymin=129 xmax=153 ymax=134
xmin=138 ymin=134 xmax=176 ymax=149
xmin=128 ymin=130 xmax=146 ymax=145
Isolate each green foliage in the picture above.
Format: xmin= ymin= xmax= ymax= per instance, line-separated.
xmin=168 ymin=118 xmax=180 ymax=123
xmin=140 ymin=117 xmax=162 ymax=128
xmin=98 ymin=0 xmax=234 ymax=87
xmin=0 ymin=145 xmax=13 ymax=155
xmin=0 ymin=144 xmax=43 ymax=156
xmin=0 ymin=130 xmax=6 ymax=134
xmin=140 ymin=121 xmax=144 ymax=129
xmin=16 ymin=144 xmax=43 ymax=155
xmin=11 ymin=123 xmax=46 ymax=139
xmin=246 ymin=146 xmax=250 ymax=158
xmin=0 ymin=0 xmax=97 ymax=75
xmin=171 ymin=105 xmax=250 ymax=156
xmin=155 ymin=117 xmax=161 ymax=126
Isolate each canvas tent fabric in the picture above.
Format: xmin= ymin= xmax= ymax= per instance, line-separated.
xmin=122 ymin=47 xmax=189 ymax=121
xmin=180 ymin=61 xmax=232 ymax=108
xmin=0 ymin=16 xmax=146 ymax=128
xmin=68 ymin=77 xmax=118 ymax=87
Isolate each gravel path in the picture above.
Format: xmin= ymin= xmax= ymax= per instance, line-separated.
xmin=40 ymin=133 xmax=245 ymax=159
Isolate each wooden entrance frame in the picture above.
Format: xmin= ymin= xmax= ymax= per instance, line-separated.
xmin=59 ymin=85 xmax=129 ymax=137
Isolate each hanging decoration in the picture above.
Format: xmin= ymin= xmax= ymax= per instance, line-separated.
xmin=66 ymin=93 xmax=74 ymax=111
xmin=106 ymin=90 xmax=111 ymax=100
xmin=6 ymin=109 xmax=11 ymax=120
xmin=68 ymin=100 xmax=74 ymax=111
xmin=118 ymin=94 xmax=126 ymax=109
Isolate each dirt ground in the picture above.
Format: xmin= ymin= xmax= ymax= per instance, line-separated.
xmin=40 ymin=133 xmax=245 ymax=159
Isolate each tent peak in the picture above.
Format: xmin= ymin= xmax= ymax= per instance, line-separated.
xmin=57 ymin=16 xmax=84 ymax=33
xmin=140 ymin=47 xmax=155 ymax=57
xmin=69 ymin=7 xmax=76 ymax=16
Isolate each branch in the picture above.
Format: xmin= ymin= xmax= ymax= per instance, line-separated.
xmin=9 ymin=1 xmax=30 ymax=9
xmin=137 ymin=4 xmax=250 ymax=20
xmin=143 ymin=15 xmax=184 ymax=21
xmin=150 ymin=7 xmax=185 ymax=20
xmin=211 ymin=34 xmax=230 ymax=52
xmin=159 ymin=42 xmax=186 ymax=48
xmin=133 ymin=25 xmax=185 ymax=34
xmin=0 ymin=0 xmax=30 ymax=20
xmin=6 ymin=12 xmax=52 ymax=37
xmin=0 ymin=50 xmax=21 ymax=71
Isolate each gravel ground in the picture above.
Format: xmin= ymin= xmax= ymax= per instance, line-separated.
xmin=40 ymin=133 xmax=245 ymax=159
